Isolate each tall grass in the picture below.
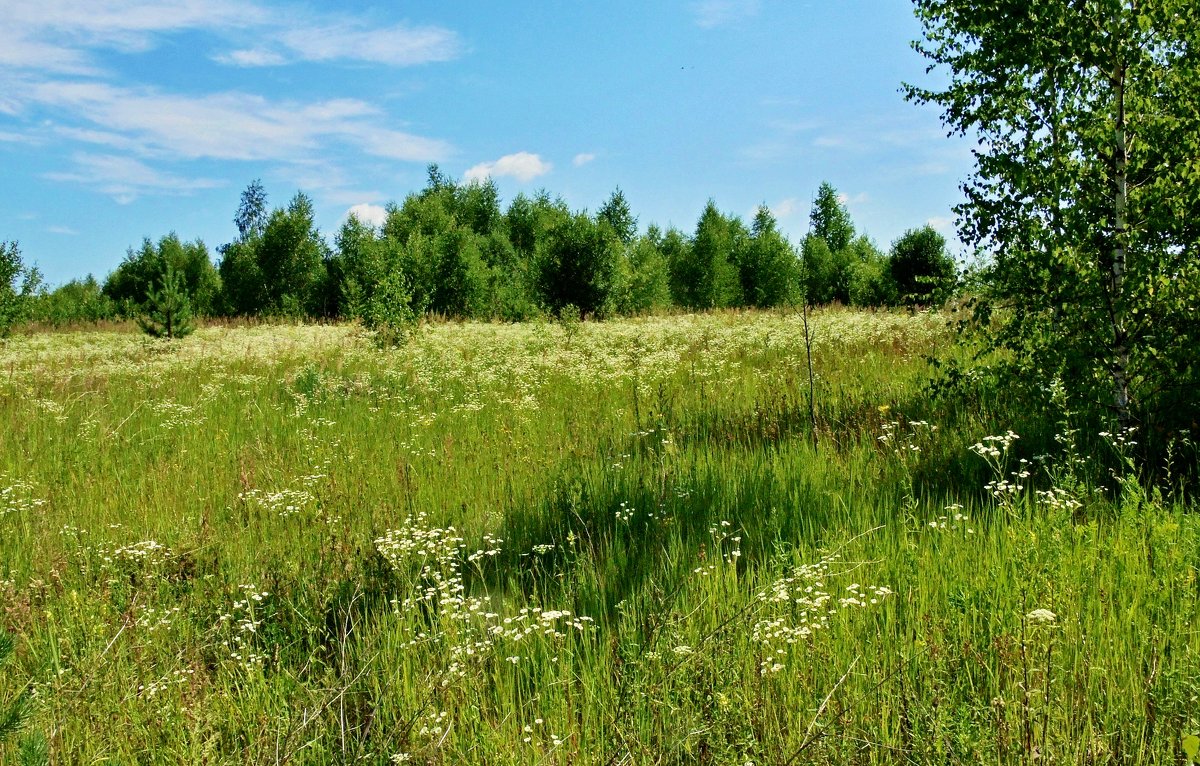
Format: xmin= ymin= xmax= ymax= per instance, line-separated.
xmin=0 ymin=309 xmax=1196 ymax=764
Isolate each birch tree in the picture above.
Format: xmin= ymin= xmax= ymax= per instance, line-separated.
xmin=907 ymin=0 xmax=1200 ymax=432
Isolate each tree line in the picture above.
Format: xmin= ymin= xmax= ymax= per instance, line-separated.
xmin=1 ymin=168 xmax=956 ymax=335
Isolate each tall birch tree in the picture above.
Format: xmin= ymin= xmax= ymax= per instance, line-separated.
xmin=907 ymin=0 xmax=1200 ymax=432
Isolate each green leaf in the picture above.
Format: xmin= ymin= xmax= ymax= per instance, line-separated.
xmin=1183 ymin=732 xmax=1200 ymax=764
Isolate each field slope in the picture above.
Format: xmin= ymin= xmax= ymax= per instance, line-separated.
xmin=1 ymin=311 xmax=1197 ymax=764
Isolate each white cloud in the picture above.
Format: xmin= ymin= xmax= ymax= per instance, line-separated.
xmin=0 ymin=32 xmax=95 ymax=75
xmin=264 ymin=158 xmax=385 ymax=205
xmin=464 ymin=152 xmax=552 ymax=183
xmin=1 ymin=1 xmax=462 ymax=204
xmin=837 ymin=191 xmax=870 ymax=206
xmin=770 ymin=197 xmax=804 ymax=220
xmin=765 ymin=118 xmax=821 ymax=133
xmin=813 ymin=135 xmax=851 ymax=149
xmin=0 ymin=130 xmax=38 ymax=144
xmin=927 ymin=216 xmax=954 ymax=233
xmin=50 ymin=125 xmax=143 ymax=151
xmin=572 ymin=152 xmax=596 ymax=167
xmin=349 ymin=125 xmax=454 ymax=163
xmin=1 ymin=0 xmax=254 ymax=73
xmin=46 ymin=225 xmax=79 ymax=235
xmin=739 ymin=140 xmax=800 ymax=163
xmin=693 ymin=0 xmax=760 ymax=29
xmin=14 ymin=80 xmax=451 ymax=165
xmin=213 ymin=21 xmax=461 ymax=68
xmin=2 ymin=0 xmax=460 ymax=73
xmin=212 ymin=48 xmax=288 ymax=67
xmin=275 ymin=22 xmax=461 ymax=67
xmin=346 ymin=203 xmax=388 ymax=228
xmin=5 ymin=0 xmax=255 ymax=41
xmin=44 ymin=152 xmax=223 ymax=202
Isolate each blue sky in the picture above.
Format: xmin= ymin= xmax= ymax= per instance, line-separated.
xmin=0 ymin=0 xmax=972 ymax=285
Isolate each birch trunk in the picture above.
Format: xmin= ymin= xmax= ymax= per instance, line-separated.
xmin=1110 ymin=65 xmax=1133 ymax=429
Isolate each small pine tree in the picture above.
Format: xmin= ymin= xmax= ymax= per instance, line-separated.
xmin=0 ymin=630 xmax=48 ymax=766
xmin=138 ymin=264 xmax=195 ymax=339
xmin=598 ymin=188 xmax=638 ymax=245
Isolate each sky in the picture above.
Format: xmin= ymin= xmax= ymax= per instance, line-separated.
xmin=0 ymin=0 xmax=973 ymax=286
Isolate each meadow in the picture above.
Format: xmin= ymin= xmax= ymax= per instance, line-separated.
xmin=0 ymin=310 xmax=1196 ymax=764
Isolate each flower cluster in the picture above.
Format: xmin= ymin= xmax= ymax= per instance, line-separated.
xmin=375 ymin=514 xmax=595 ymax=686
xmin=615 ymin=500 xmax=635 ymax=524
xmin=0 ymin=474 xmax=45 ymax=519
xmin=926 ymin=504 xmax=975 ymax=534
xmin=751 ymin=554 xmax=891 ymax=675
xmin=1026 ymin=608 xmax=1057 ymax=625
xmin=86 ymin=538 xmax=176 ymax=584
xmin=217 ymin=584 xmax=270 ymax=669
xmin=970 ymin=431 xmax=1031 ymax=509
xmin=1098 ymin=428 xmax=1137 ymax=450
xmin=969 ymin=430 xmax=1020 ymax=461
xmin=1036 ymin=487 xmax=1082 ymax=513
xmin=239 ymin=487 xmax=316 ymax=518
xmin=878 ymin=418 xmax=938 ymax=457
xmin=149 ymin=400 xmax=204 ymax=430
xmin=693 ymin=521 xmax=741 ymax=575
xmin=136 ymin=604 xmax=183 ymax=633
xmin=138 ymin=667 xmax=195 ymax=699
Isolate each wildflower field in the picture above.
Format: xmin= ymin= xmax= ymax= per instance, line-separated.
xmin=0 ymin=310 xmax=1197 ymax=764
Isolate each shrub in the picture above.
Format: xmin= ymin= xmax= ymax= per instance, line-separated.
xmin=889 ymin=226 xmax=956 ymax=306
xmin=0 ymin=241 xmax=42 ymax=337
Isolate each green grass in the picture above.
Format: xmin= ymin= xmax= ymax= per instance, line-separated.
xmin=0 ymin=309 xmax=1196 ymax=764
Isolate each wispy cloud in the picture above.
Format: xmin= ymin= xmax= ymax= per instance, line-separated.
xmin=0 ymin=130 xmax=40 ymax=144
xmin=0 ymin=33 xmax=95 ymax=75
xmin=693 ymin=0 xmax=760 ymax=29
xmin=14 ymin=80 xmax=451 ymax=165
xmin=927 ymin=216 xmax=954 ymax=233
xmin=739 ymin=140 xmax=801 ymax=163
xmin=813 ymin=134 xmax=854 ymax=149
xmin=2 ymin=0 xmax=461 ymax=73
xmin=770 ymin=197 xmax=805 ymax=220
xmin=1 ymin=2 xmax=461 ymax=201
xmin=573 ymin=152 xmax=596 ymax=167
xmin=349 ymin=125 xmax=453 ymax=163
xmin=46 ymin=225 xmax=79 ymax=235
xmin=276 ymin=22 xmax=460 ymax=67
xmin=50 ymin=124 xmax=144 ymax=152
xmin=269 ymin=159 xmax=386 ymax=207
xmin=5 ymin=0 xmax=255 ymax=42
xmin=45 ymin=153 xmax=224 ymax=203
xmin=212 ymin=48 xmax=288 ymax=67
xmin=739 ymin=118 xmax=821 ymax=163
xmin=1 ymin=0 xmax=255 ymax=73
xmin=765 ymin=118 xmax=821 ymax=133
xmin=213 ymin=21 xmax=461 ymax=68
xmin=464 ymin=152 xmax=552 ymax=183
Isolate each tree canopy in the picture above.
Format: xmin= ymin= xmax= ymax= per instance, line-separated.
xmin=907 ymin=0 xmax=1200 ymax=433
